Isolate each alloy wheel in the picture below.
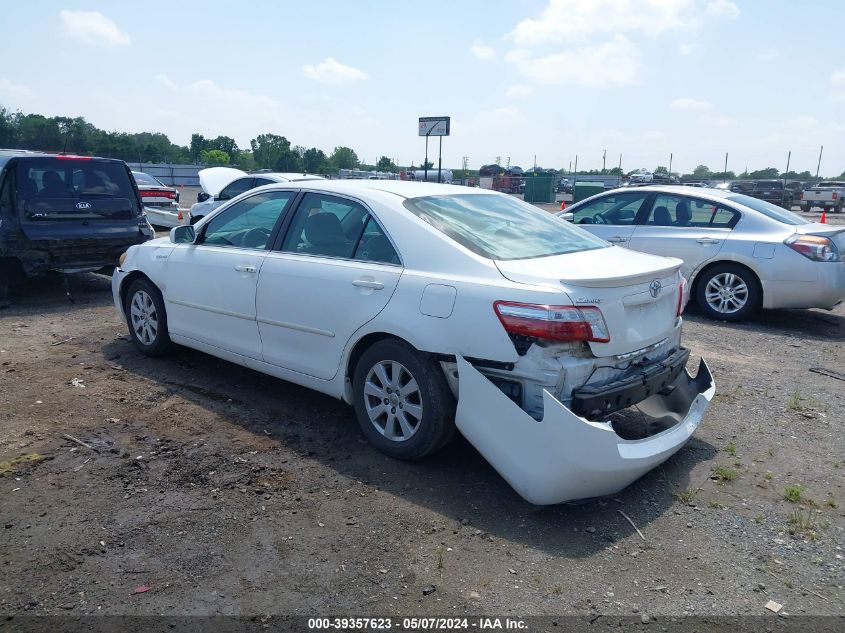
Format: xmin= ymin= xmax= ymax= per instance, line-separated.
xmin=130 ymin=290 xmax=159 ymax=345
xmin=704 ymin=272 xmax=748 ymax=315
xmin=363 ymin=360 xmax=423 ymax=442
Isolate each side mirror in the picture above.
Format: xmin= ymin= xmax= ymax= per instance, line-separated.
xmin=560 ymin=212 xmax=574 ymax=222
xmin=197 ymin=192 xmax=210 ymax=203
xmin=170 ymin=225 xmax=196 ymax=244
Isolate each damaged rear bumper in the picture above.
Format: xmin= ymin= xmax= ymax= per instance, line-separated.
xmin=455 ymin=355 xmax=715 ymax=505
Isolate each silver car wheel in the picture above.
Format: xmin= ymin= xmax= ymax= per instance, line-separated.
xmin=704 ymin=272 xmax=748 ymax=314
xmin=363 ymin=360 xmax=423 ymax=442
xmin=130 ymin=289 xmax=159 ymax=346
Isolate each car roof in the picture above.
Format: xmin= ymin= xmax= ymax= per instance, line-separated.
xmin=257 ymin=172 xmax=326 ymax=182
xmin=267 ymin=178 xmax=484 ymax=200
xmin=602 ymin=185 xmax=736 ymax=201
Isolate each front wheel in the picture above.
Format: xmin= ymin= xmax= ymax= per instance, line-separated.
xmin=124 ymin=278 xmax=173 ymax=356
xmin=695 ymin=264 xmax=761 ymax=321
xmin=352 ymin=339 xmax=455 ymax=460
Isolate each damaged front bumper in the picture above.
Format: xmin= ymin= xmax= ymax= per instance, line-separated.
xmin=455 ymin=355 xmax=715 ymax=505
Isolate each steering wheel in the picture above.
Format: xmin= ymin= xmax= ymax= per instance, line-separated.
xmin=241 ymin=227 xmax=271 ymax=248
xmin=592 ymin=214 xmax=607 ymax=225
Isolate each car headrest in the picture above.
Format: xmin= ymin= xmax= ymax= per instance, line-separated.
xmin=304 ymin=212 xmax=345 ymax=246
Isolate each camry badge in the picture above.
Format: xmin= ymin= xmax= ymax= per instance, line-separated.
xmin=75 ymin=201 xmax=92 ymax=210
xmin=649 ymin=279 xmax=662 ymax=298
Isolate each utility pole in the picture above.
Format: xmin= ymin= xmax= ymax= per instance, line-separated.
xmin=574 ymin=155 xmax=578 ymax=182
xmin=784 ymin=151 xmax=791 ymax=178
xmin=602 ymin=149 xmax=607 ymax=173
xmin=816 ymin=145 xmax=823 ymax=178
xmin=669 ymin=153 xmax=673 ymax=176
xmin=618 ymin=154 xmax=622 ymax=186
xmin=723 ymin=152 xmax=729 ymax=183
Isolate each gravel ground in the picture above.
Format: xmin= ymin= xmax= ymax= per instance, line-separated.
xmin=0 ymin=212 xmax=843 ymax=619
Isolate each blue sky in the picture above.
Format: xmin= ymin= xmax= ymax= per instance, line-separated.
xmin=1 ymin=1 xmax=843 ymax=174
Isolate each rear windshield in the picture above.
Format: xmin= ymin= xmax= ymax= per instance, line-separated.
xmin=817 ymin=182 xmax=845 ymax=188
xmin=132 ymin=171 xmax=163 ymax=186
xmin=403 ymin=193 xmax=608 ymax=260
xmin=727 ymin=194 xmax=808 ymax=226
xmin=16 ymin=158 xmax=139 ymax=219
xmin=754 ymin=181 xmax=782 ymax=189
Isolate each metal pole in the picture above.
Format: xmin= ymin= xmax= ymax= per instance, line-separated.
xmin=602 ymin=149 xmax=607 ymax=173
xmin=784 ymin=151 xmax=791 ymax=207
xmin=816 ymin=145 xmax=823 ymax=179
xmin=424 ymin=135 xmax=429 ymax=182
xmin=669 ymin=153 xmax=673 ymax=176
xmin=618 ymin=154 xmax=622 ymax=186
xmin=437 ymin=136 xmax=442 ymax=184
xmin=723 ymin=152 xmax=729 ymax=183
xmin=574 ymin=155 xmax=578 ymax=183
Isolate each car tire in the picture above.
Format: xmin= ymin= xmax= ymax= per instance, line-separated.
xmin=352 ymin=339 xmax=455 ymax=460
xmin=124 ymin=278 xmax=173 ymax=356
xmin=836 ymin=201 xmax=844 ymax=214
xmin=695 ymin=264 xmax=761 ymax=322
xmin=800 ymin=204 xmax=810 ymax=212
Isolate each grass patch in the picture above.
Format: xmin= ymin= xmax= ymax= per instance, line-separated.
xmin=783 ymin=485 xmax=803 ymax=503
xmin=708 ymin=501 xmax=724 ymax=509
xmin=673 ymin=487 xmax=697 ymax=503
xmin=0 ymin=453 xmax=45 ymax=477
xmin=711 ymin=465 xmax=738 ymax=483
xmin=787 ymin=391 xmax=803 ymax=411
xmin=787 ymin=508 xmax=817 ymax=540
xmin=753 ymin=514 xmax=765 ymax=524
xmin=725 ymin=441 xmax=737 ymax=457
xmin=825 ymin=494 xmax=837 ymax=509
xmin=764 ymin=472 xmax=773 ymax=481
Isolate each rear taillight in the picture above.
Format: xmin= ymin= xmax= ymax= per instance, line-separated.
xmin=139 ymin=189 xmax=176 ymax=199
xmin=785 ymin=234 xmax=841 ymax=262
xmin=494 ymin=301 xmax=610 ymax=343
xmin=833 ymin=192 xmax=839 ymax=201
xmin=676 ymin=276 xmax=688 ymax=317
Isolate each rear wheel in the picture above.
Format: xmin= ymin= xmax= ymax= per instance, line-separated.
xmin=836 ymin=201 xmax=844 ymax=213
xmin=124 ymin=278 xmax=173 ymax=356
xmin=800 ymin=203 xmax=811 ymax=212
xmin=696 ymin=264 xmax=761 ymax=322
xmin=352 ymin=339 xmax=455 ymax=460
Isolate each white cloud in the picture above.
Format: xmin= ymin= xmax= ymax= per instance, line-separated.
xmin=755 ymin=47 xmax=779 ymax=62
xmin=155 ymin=74 xmax=178 ymax=91
xmin=470 ymin=40 xmax=496 ymax=60
xmin=508 ymin=0 xmax=739 ymax=46
xmin=302 ymin=58 xmax=367 ymax=84
xmin=670 ymin=97 xmax=713 ymax=111
xmin=59 ymin=10 xmax=130 ymax=46
xmin=832 ymin=68 xmax=845 ymax=85
xmin=506 ymin=84 xmax=533 ymax=98
xmin=678 ymin=43 xmax=695 ymax=56
xmin=705 ymin=115 xmax=737 ymax=127
xmin=509 ymin=35 xmax=643 ymax=88
xmin=704 ymin=0 xmax=740 ymax=19
xmin=0 ymin=77 xmax=35 ymax=101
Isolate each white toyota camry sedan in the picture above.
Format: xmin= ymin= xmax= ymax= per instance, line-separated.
xmin=112 ymin=180 xmax=714 ymax=505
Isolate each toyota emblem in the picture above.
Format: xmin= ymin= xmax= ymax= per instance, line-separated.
xmin=649 ymin=279 xmax=662 ymax=298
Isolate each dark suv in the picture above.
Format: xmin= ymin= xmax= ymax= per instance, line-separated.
xmin=0 ymin=151 xmax=154 ymax=303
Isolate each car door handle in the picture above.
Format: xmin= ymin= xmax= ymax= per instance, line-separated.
xmin=352 ymin=279 xmax=385 ymax=290
xmin=696 ymin=238 xmax=720 ymax=245
xmin=607 ymin=236 xmax=629 ymax=243
xmin=234 ymin=264 xmax=258 ymax=273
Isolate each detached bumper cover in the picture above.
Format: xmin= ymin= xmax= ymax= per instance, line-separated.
xmin=455 ymin=355 xmax=715 ymax=505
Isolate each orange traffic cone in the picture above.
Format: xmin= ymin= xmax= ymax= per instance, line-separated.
xmin=820 ymin=211 xmax=826 ymax=224
xmin=560 ymin=200 xmax=567 ymax=211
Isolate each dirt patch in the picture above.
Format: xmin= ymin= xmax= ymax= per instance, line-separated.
xmin=0 ymin=255 xmax=843 ymax=617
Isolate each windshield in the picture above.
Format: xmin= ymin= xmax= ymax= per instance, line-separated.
xmin=727 ymin=194 xmax=808 ymax=226
xmin=403 ymin=193 xmax=608 ymax=261
xmin=16 ymin=158 xmax=140 ymax=219
xmin=132 ymin=171 xmax=164 ymax=186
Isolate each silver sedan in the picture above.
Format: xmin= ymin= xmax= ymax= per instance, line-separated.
xmin=560 ymin=186 xmax=845 ymax=321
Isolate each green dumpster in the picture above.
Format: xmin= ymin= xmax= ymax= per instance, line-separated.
xmin=573 ymin=182 xmax=605 ymax=203
xmin=523 ymin=174 xmax=556 ymax=203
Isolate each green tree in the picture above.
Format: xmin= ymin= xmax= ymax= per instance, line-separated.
xmin=654 ymin=166 xmax=669 ymax=176
xmin=419 ymin=159 xmax=434 ymax=170
xmin=748 ymin=167 xmax=779 ymax=179
xmin=234 ymin=151 xmax=256 ymax=171
xmin=0 ymin=106 xmax=16 ymax=147
xmin=189 ymin=133 xmax=207 ymax=162
xmin=250 ymin=133 xmax=303 ymax=171
xmin=200 ymin=149 xmax=230 ymax=166
xmin=692 ymin=164 xmax=713 ymax=178
xmin=206 ymin=135 xmax=238 ymax=160
xmin=330 ymin=146 xmax=360 ymax=170
xmin=376 ymin=156 xmax=396 ymax=172
xmin=303 ymin=147 xmax=329 ymax=173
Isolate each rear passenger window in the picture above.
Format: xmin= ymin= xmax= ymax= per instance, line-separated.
xmin=280 ymin=193 xmax=399 ymax=263
xmin=643 ymin=195 xmax=740 ymax=228
xmin=353 ymin=217 xmax=400 ymax=264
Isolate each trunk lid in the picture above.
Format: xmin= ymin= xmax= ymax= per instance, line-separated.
xmin=496 ymin=247 xmax=683 ymax=356
xmin=198 ymin=167 xmax=247 ymax=196
xmin=795 ymin=223 xmax=845 ymax=250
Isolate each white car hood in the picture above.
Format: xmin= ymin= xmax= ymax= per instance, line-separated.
xmin=198 ymin=167 xmax=247 ymax=196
